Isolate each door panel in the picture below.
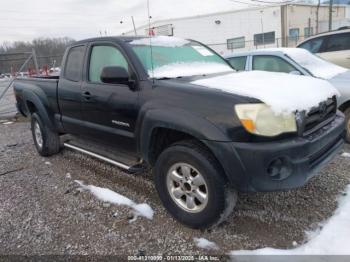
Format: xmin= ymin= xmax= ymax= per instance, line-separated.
xmin=58 ymin=45 xmax=86 ymax=134
xmin=318 ymin=50 xmax=350 ymax=69
xmin=80 ymin=44 xmax=139 ymax=156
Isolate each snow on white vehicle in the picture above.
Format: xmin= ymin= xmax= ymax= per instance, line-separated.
xmin=14 ymin=36 xmax=345 ymax=228
xmin=225 ymin=48 xmax=350 ymax=142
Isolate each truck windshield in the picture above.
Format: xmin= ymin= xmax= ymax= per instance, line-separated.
xmin=129 ymin=37 xmax=233 ymax=79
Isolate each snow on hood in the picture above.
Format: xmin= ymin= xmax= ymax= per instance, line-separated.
xmin=191 ymin=71 xmax=339 ymax=114
xmin=150 ymin=62 xmax=233 ymax=78
xmin=270 ymin=48 xmax=348 ymax=79
xmin=130 ymin=36 xmax=190 ymax=47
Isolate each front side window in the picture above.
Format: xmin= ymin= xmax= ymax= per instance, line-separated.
xmin=252 ymin=55 xmax=298 ymax=74
xmin=129 ymin=38 xmax=233 ymax=78
xmin=298 ymin=37 xmax=325 ymax=53
xmin=323 ymin=33 xmax=350 ymax=52
xmin=65 ymin=45 xmax=85 ymax=82
xmin=89 ymin=45 xmax=129 ymax=83
xmin=227 ymin=56 xmax=247 ymax=71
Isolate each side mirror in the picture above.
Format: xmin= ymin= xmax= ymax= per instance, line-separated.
xmin=100 ymin=66 xmax=130 ymax=84
xmin=289 ymin=70 xmax=302 ymax=75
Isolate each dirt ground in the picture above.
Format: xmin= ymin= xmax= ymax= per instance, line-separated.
xmin=0 ymin=119 xmax=350 ymax=257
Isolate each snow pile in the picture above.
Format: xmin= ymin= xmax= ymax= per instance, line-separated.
xmin=341 ymin=152 xmax=350 ymax=158
xmin=274 ymin=48 xmax=348 ymax=79
xmin=75 ymin=180 xmax=154 ymax=220
xmin=194 ymin=238 xmax=219 ymax=250
xmin=130 ymin=36 xmax=190 ymax=47
xmin=191 ymin=71 xmax=338 ymax=114
xmin=2 ymin=121 xmax=14 ymax=125
xmin=151 ymin=62 xmax=232 ymax=78
xmin=230 ymin=185 xmax=350 ymax=256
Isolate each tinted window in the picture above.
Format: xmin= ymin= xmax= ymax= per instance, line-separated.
xmin=298 ymin=37 xmax=324 ymax=53
xmin=227 ymin=56 xmax=247 ymax=71
xmin=89 ymin=45 xmax=129 ymax=83
xmin=323 ymin=33 xmax=350 ymax=52
xmin=253 ymin=55 xmax=298 ymax=73
xmin=64 ymin=46 xmax=85 ymax=82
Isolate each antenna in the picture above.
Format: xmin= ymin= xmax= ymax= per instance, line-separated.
xmin=131 ymin=16 xmax=137 ymax=36
xmin=147 ymin=0 xmax=155 ymax=81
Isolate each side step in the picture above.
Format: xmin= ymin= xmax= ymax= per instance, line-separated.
xmin=63 ymin=142 xmax=145 ymax=174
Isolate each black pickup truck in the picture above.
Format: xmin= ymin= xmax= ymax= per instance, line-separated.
xmin=14 ymin=36 xmax=345 ymax=228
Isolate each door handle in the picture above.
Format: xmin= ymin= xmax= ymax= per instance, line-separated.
xmin=82 ymin=91 xmax=92 ymax=100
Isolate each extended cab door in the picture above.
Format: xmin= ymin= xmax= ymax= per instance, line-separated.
xmin=58 ymin=44 xmax=86 ymax=134
xmin=80 ymin=42 xmax=139 ymax=156
xmin=317 ymin=33 xmax=350 ymax=69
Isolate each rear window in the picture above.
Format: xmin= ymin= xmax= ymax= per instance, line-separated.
xmin=323 ymin=33 xmax=350 ymax=52
xmin=64 ymin=45 xmax=85 ymax=82
xmin=227 ymin=56 xmax=247 ymax=71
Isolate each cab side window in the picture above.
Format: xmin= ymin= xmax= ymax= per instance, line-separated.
xmin=89 ymin=45 xmax=129 ymax=83
xmin=298 ymin=37 xmax=325 ymax=53
xmin=64 ymin=45 xmax=85 ymax=82
xmin=252 ymin=55 xmax=298 ymax=74
xmin=323 ymin=33 xmax=350 ymax=52
xmin=227 ymin=56 xmax=247 ymax=71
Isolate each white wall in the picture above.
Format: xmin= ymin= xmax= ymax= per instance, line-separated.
xmin=125 ymin=6 xmax=282 ymax=55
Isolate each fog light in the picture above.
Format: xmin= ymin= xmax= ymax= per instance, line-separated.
xmin=267 ymin=157 xmax=292 ymax=181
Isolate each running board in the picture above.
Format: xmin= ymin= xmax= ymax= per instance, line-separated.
xmin=63 ymin=142 xmax=145 ymax=173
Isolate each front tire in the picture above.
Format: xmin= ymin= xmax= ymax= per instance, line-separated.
xmin=31 ymin=113 xmax=60 ymax=156
xmin=154 ymin=140 xmax=237 ymax=229
xmin=344 ymin=108 xmax=350 ymax=143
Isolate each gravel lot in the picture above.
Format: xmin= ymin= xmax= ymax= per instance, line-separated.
xmin=0 ymin=119 xmax=349 ymax=257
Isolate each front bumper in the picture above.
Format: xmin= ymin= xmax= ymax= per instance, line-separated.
xmin=205 ymin=112 xmax=345 ymax=192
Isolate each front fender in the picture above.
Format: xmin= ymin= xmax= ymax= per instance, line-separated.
xmin=137 ymin=108 xmax=230 ymax=162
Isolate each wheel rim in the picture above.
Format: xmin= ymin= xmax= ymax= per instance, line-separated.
xmin=34 ymin=121 xmax=43 ymax=149
xmin=166 ymin=163 xmax=208 ymax=213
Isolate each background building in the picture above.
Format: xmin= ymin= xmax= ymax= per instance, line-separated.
xmin=123 ymin=3 xmax=350 ymax=55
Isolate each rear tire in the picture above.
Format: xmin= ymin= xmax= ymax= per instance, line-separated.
xmin=31 ymin=113 xmax=60 ymax=156
xmin=345 ymin=108 xmax=350 ymax=143
xmin=154 ymin=140 xmax=237 ymax=229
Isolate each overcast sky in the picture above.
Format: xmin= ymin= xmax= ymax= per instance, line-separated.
xmin=0 ymin=0 xmax=277 ymax=43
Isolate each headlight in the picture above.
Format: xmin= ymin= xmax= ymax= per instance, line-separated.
xmin=235 ymin=104 xmax=297 ymax=137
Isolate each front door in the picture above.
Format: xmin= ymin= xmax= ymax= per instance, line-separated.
xmin=81 ymin=43 xmax=139 ymax=156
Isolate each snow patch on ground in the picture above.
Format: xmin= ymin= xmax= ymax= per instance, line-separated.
xmin=230 ymin=185 xmax=350 ymax=256
xmin=75 ymin=180 xmax=154 ymax=220
xmin=271 ymin=48 xmax=348 ymax=79
xmin=341 ymin=152 xmax=350 ymax=158
xmin=151 ymin=62 xmax=232 ymax=78
xmin=192 ymin=71 xmax=338 ymax=114
xmin=2 ymin=121 xmax=14 ymax=125
xmin=194 ymin=237 xmax=219 ymax=250
xmin=130 ymin=36 xmax=190 ymax=47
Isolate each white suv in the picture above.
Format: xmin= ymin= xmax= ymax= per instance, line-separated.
xmin=297 ymin=28 xmax=350 ymax=69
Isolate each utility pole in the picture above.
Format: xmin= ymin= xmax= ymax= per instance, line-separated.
xmin=329 ymin=0 xmax=333 ymax=31
xmin=316 ymin=0 xmax=320 ymax=34
xmin=131 ymin=16 xmax=137 ymax=36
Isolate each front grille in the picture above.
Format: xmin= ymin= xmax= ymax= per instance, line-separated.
xmin=299 ymin=96 xmax=337 ymax=136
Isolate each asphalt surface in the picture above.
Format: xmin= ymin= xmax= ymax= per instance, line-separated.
xmin=0 ymin=119 xmax=350 ymax=257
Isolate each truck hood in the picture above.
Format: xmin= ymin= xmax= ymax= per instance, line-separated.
xmin=191 ymin=71 xmax=339 ymax=114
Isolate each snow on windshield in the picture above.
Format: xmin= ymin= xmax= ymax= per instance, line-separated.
xmin=273 ymin=48 xmax=348 ymax=79
xmin=191 ymin=71 xmax=338 ymax=114
xmin=150 ymin=62 xmax=233 ymax=78
xmin=130 ymin=36 xmax=190 ymax=47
